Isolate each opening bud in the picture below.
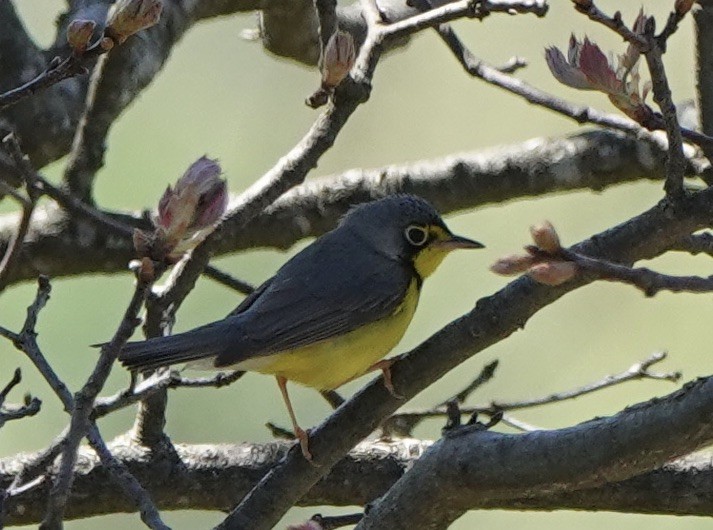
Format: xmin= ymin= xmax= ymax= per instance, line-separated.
xmin=153 ymin=156 xmax=228 ymax=260
xmin=490 ymin=254 xmax=536 ymax=276
xmin=106 ymin=0 xmax=162 ymax=45
xmin=321 ymin=30 xmax=356 ymax=89
xmin=530 ymin=221 xmax=561 ymax=253
xmin=67 ymin=19 xmax=97 ymax=55
xmin=528 ymin=261 xmax=577 ymax=286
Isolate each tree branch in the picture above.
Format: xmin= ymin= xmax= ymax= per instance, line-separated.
xmin=695 ymin=0 xmax=713 ymax=164
xmin=2 ymin=438 xmax=713 ymax=525
xmin=0 ymin=369 xmax=41 ymax=429
xmin=0 ymin=134 xmax=39 ymax=292
xmin=41 ymin=278 xmax=153 ymax=527
xmin=383 ymin=352 xmax=678 ymax=436
xmin=357 ymin=376 xmax=713 ymax=529
xmin=0 ymin=129 xmax=699 ymax=286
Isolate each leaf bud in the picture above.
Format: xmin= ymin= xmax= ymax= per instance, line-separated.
xmin=67 ymin=19 xmax=97 ymax=55
xmin=321 ymin=31 xmax=356 ymax=89
xmin=106 ymin=0 xmax=162 ymax=45
xmin=530 ymin=221 xmax=561 ymax=253
xmin=490 ymin=254 xmax=536 ymax=276
xmin=528 ymin=261 xmax=577 ymax=286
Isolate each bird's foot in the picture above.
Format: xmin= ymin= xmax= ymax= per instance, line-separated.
xmin=370 ymin=359 xmax=404 ymax=399
xmin=295 ymin=426 xmax=319 ymax=465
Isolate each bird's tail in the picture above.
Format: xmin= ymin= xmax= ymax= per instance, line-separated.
xmin=117 ymin=322 xmax=229 ymax=371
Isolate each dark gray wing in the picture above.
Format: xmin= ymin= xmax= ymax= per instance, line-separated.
xmin=227 ymin=276 xmax=274 ymax=317
xmin=214 ymin=229 xmax=413 ymax=367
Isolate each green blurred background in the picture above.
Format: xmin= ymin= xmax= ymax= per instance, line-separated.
xmin=2 ymin=1 xmax=710 ymax=528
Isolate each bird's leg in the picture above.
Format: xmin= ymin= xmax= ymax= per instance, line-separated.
xmin=366 ymin=359 xmax=404 ymax=399
xmin=276 ymin=375 xmax=312 ymax=460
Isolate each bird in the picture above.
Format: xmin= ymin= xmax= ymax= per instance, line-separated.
xmin=118 ymin=194 xmax=484 ymax=459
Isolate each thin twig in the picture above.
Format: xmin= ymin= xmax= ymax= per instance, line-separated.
xmin=0 ymin=368 xmax=22 ymax=405
xmin=0 ymin=275 xmax=166 ymax=525
xmin=571 ymin=0 xmax=649 ymax=50
xmin=0 ymin=39 xmax=109 ymax=112
xmin=449 ymin=360 xmax=499 ymax=405
xmin=487 ymin=351 xmax=680 ymax=410
xmin=416 ymin=8 xmax=645 ymax=136
xmin=383 ymin=360 xmax=498 ymax=437
xmin=496 ymin=56 xmax=528 ymax=74
xmin=93 ymin=370 xmax=246 ymax=418
xmin=203 ymin=267 xmax=255 ymax=295
xmin=1 ymin=275 xmax=168 ymax=527
xmin=319 ymin=390 xmax=346 ymax=409
xmin=42 ymin=278 xmax=152 ymax=527
xmin=62 ymin=53 xmax=111 ymax=202
xmin=0 ymin=276 xmax=75 ymax=411
xmin=560 ymin=248 xmax=713 ymax=296
xmin=497 ymin=222 xmax=713 ymax=296
xmin=361 ymin=0 xmax=384 ymax=27
xmin=85 ymin=423 xmax=169 ymax=530
xmin=570 ymin=1 xmax=687 ymax=197
xmin=499 ymin=413 xmax=541 ymax=432
xmin=0 ymin=369 xmax=41 ymax=429
xmin=266 ymin=422 xmax=295 ymax=440
xmin=310 ymin=513 xmax=364 ymax=530
xmin=657 ymin=4 xmax=689 ymax=51
xmin=642 ymin=39 xmax=686 ymax=198
xmin=382 ymin=0 xmax=546 ymax=41
xmin=670 ymin=232 xmax=713 ymax=257
xmin=417 ymin=2 xmax=712 ymax=154
xmin=0 ymin=134 xmax=40 ymax=292
xmin=387 ymin=352 xmax=679 ymax=426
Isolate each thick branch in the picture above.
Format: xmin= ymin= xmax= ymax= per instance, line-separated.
xmin=0 ymin=130 xmax=699 ymax=285
xmin=2 ymin=439 xmax=712 ymax=525
xmin=358 ymin=377 xmax=713 ymax=529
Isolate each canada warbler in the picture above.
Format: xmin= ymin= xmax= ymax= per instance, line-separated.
xmin=119 ymin=194 xmax=483 ymax=459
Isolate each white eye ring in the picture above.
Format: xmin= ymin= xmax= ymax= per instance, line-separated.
xmin=405 ymin=225 xmax=429 ymax=246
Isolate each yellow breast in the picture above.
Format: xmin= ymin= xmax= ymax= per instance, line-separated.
xmin=237 ymin=278 xmax=420 ymax=390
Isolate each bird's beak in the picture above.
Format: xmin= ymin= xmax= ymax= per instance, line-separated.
xmin=435 ymin=234 xmax=485 ymax=250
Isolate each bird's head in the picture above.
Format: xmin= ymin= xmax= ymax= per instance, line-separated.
xmin=341 ymin=195 xmax=484 ymax=279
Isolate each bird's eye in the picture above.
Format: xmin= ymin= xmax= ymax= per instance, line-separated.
xmin=405 ymin=225 xmax=429 ymax=246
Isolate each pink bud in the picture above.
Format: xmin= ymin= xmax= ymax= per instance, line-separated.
xmin=106 ymin=0 xmax=162 ymax=45
xmin=530 ymin=221 xmax=561 ymax=253
xmin=578 ymin=38 xmax=621 ymax=95
xmin=67 ymin=19 xmax=96 ymax=54
xmin=153 ymin=156 xmax=228 ymax=260
xmin=490 ymin=254 xmax=536 ymax=276
xmin=321 ymin=31 xmax=356 ymax=89
xmin=528 ymin=261 xmax=577 ymax=286
xmin=544 ymin=42 xmax=592 ymax=90
xmin=675 ymin=0 xmax=694 ymax=16
xmin=286 ymin=521 xmax=323 ymax=530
